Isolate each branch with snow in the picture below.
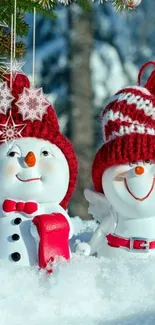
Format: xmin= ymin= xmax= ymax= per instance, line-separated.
xmin=57 ymin=0 xmax=142 ymax=9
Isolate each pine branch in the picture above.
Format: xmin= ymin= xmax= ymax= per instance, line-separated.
xmin=0 ymin=31 xmax=26 ymax=58
xmin=77 ymin=0 xmax=92 ymax=11
xmin=0 ymin=0 xmax=93 ymax=59
xmin=17 ymin=0 xmax=57 ymax=19
xmin=111 ymin=0 xmax=126 ymax=11
xmin=15 ymin=14 xmax=29 ymax=36
xmin=0 ymin=2 xmax=29 ymax=36
xmin=0 ymin=0 xmax=57 ymax=20
xmin=0 ymin=0 xmax=57 ymax=58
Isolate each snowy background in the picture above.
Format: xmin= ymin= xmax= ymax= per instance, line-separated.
xmin=23 ymin=0 xmax=155 ymax=141
xmin=1 ymin=3 xmax=154 ymax=325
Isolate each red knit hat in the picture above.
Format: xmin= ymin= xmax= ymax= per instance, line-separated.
xmin=92 ymin=61 xmax=155 ymax=193
xmin=0 ymin=74 xmax=78 ymax=209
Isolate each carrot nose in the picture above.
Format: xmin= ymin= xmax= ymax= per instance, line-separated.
xmin=24 ymin=151 xmax=36 ymax=167
xmin=135 ymin=166 xmax=144 ymax=175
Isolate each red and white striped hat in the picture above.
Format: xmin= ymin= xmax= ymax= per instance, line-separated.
xmin=92 ymin=61 xmax=155 ymax=192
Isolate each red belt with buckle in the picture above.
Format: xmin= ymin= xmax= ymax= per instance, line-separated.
xmin=106 ymin=233 xmax=155 ymax=252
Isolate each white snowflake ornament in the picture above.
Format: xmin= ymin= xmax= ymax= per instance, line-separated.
xmin=0 ymin=21 xmax=8 ymax=27
xmin=3 ymin=59 xmax=26 ymax=81
xmin=122 ymin=0 xmax=142 ymax=8
xmin=0 ymin=115 xmax=25 ymax=144
xmin=16 ymin=88 xmax=50 ymax=121
xmin=0 ymin=82 xmax=14 ymax=115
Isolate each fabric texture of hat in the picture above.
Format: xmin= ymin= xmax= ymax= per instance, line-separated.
xmin=0 ymin=74 xmax=78 ymax=209
xmin=92 ymin=61 xmax=155 ymax=193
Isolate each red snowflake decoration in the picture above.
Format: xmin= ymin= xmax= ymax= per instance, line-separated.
xmin=0 ymin=82 xmax=14 ymax=115
xmin=16 ymin=87 xmax=50 ymax=121
xmin=0 ymin=115 xmax=25 ymax=144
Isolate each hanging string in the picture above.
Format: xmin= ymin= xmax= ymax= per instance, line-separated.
xmin=10 ymin=0 xmax=17 ymax=88
xmin=32 ymin=7 xmax=36 ymax=87
xmin=13 ymin=0 xmax=17 ymax=59
xmin=10 ymin=14 xmax=14 ymax=89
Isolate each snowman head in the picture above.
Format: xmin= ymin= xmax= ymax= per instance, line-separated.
xmin=102 ymin=161 xmax=155 ymax=218
xmin=92 ymin=62 xmax=155 ymax=219
xmin=0 ymin=138 xmax=71 ymax=205
xmin=0 ymin=74 xmax=77 ymax=208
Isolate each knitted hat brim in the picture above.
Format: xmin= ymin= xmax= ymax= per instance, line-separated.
xmin=92 ymin=133 xmax=155 ymax=193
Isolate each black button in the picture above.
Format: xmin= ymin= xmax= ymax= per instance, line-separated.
xmin=11 ymin=252 xmax=21 ymax=262
xmin=12 ymin=234 xmax=20 ymax=241
xmin=14 ymin=218 xmax=22 ymax=225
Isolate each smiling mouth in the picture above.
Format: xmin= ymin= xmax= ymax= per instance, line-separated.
xmin=124 ymin=178 xmax=155 ymax=201
xmin=16 ymin=175 xmax=41 ymax=182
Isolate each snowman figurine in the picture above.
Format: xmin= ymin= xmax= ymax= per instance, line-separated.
xmin=0 ymin=74 xmax=77 ymax=270
xmin=76 ymin=61 xmax=155 ymax=259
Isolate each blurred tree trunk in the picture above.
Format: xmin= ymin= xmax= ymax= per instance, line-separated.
xmin=68 ymin=8 xmax=94 ymax=220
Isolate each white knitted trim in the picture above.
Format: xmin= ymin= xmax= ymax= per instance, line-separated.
xmin=103 ymin=93 xmax=155 ymax=123
xmin=106 ymin=124 xmax=155 ymax=143
xmin=103 ymin=110 xmax=133 ymax=126
xmin=102 ymin=111 xmax=134 ymax=141
xmin=104 ymin=86 xmax=151 ymax=110
xmin=102 ymin=86 xmax=155 ymax=143
xmin=124 ymin=86 xmax=151 ymax=95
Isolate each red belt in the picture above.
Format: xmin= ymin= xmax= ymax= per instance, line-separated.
xmin=106 ymin=233 xmax=155 ymax=252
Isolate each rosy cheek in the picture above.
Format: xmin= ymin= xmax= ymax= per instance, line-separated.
xmin=39 ymin=160 xmax=54 ymax=172
xmin=5 ymin=164 xmax=18 ymax=176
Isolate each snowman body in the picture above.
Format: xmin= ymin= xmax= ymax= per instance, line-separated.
xmin=0 ymin=137 xmax=73 ymax=267
xmin=91 ymin=214 xmax=155 ymax=258
xmin=83 ymin=160 xmax=155 ymax=258
xmin=0 ymin=202 xmax=72 ymax=266
xmin=76 ymin=69 xmax=155 ymax=259
xmin=0 ymin=211 xmax=36 ymax=265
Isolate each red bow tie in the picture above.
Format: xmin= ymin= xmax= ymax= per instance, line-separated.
xmin=2 ymin=199 xmax=38 ymax=215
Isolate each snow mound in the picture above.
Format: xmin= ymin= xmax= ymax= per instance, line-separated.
xmin=0 ymin=218 xmax=154 ymax=325
xmin=0 ymin=253 xmax=155 ymax=325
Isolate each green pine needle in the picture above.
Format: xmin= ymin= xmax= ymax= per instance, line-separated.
xmin=0 ymin=0 xmax=127 ymax=59
xmin=18 ymin=0 xmax=57 ymax=19
xmin=77 ymin=0 xmax=92 ymax=11
xmin=111 ymin=0 xmax=125 ymax=11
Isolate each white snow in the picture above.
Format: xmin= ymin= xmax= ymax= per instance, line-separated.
xmin=0 ymin=217 xmax=155 ymax=325
xmin=72 ymin=216 xmax=98 ymax=236
xmin=90 ymin=43 xmax=129 ymax=109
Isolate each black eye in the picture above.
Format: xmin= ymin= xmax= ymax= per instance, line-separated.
xmin=42 ymin=150 xmax=49 ymax=156
xmin=8 ymin=152 xmax=17 ymax=157
xmin=143 ymin=159 xmax=152 ymax=165
xmin=129 ymin=161 xmax=137 ymax=166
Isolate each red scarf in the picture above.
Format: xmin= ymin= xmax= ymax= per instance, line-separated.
xmin=33 ymin=213 xmax=70 ymax=271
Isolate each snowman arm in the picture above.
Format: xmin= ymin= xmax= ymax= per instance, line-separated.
xmin=60 ymin=208 xmax=73 ymax=239
xmin=88 ymin=214 xmax=117 ymax=255
xmin=88 ymin=219 xmax=107 ymax=255
xmin=75 ymin=216 xmax=110 ymax=256
xmin=84 ymin=189 xmax=111 ymax=223
xmin=69 ymin=221 xmax=74 ymax=239
xmin=30 ymin=222 xmax=40 ymax=241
